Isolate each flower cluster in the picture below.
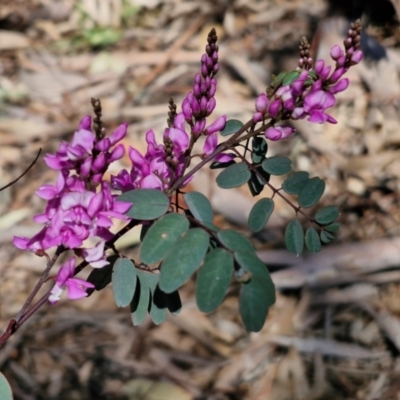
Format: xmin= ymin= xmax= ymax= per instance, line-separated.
xmin=13 ymin=117 xmax=131 ymax=302
xmin=111 ymin=28 xmax=227 ymax=192
xmin=253 ymin=20 xmax=363 ymax=141
xmin=12 ymin=24 xmax=364 ymax=308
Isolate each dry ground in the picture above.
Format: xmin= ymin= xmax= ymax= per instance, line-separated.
xmin=1 ymin=0 xmax=400 ymax=399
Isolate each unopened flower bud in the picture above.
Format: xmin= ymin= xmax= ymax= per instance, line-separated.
xmin=351 ymin=50 xmax=363 ymax=65
xmin=205 ymin=97 xmax=216 ymax=116
xmin=253 ymin=112 xmax=263 ymax=123
xmin=330 ymin=45 xmax=343 ymax=60
xmin=255 ymin=93 xmax=269 ymax=113
xmin=204 ymin=115 xmax=227 ymax=134
xmin=329 ymin=78 xmax=349 ymax=94
xmin=268 ymin=100 xmax=281 ymax=118
xmin=109 ymin=122 xmax=127 ymax=145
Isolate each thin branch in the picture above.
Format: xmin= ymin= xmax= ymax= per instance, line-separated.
xmin=0 ymin=149 xmax=41 ymax=192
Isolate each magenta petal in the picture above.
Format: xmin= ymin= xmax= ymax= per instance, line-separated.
xmin=71 ymin=129 xmax=95 ymax=152
xmin=49 ymin=284 xmax=63 ymax=304
xmin=330 ymin=45 xmax=343 ymax=60
xmin=329 ymin=78 xmax=349 ymax=94
xmin=36 ymin=186 xmax=57 ymax=200
xmin=255 ymin=93 xmax=268 ymax=113
xmin=109 ymin=122 xmax=128 ymax=145
xmin=205 ymin=115 xmax=227 ymax=135
xmin=56 ymin=258 xmax=75 ymax=286
xmin=13 ymin=236 xmax=29 ymax=250
xmin=315 ymin=59 xmax=325 ymax=75
xmin=110 ymin=144 xmax=125 ymax=162
xmin=265 ymin=127 xmax=282 ymax=141
xmin=203 ymin=132 xmax=217 ymax=155
xmin=129 ymin=147 xmax=145 ymax=166
xmin=268 ymin=100 xmax=281 ymax=118
xmin=79 ymin=115 xmax=92 ymax=130
xmin=214 ymin=153 xmax=235 ymax=162
xmin=173 ymin=113 xmax=186 ymax=131
xmin=141 ymin=174 xmax=163 ymax=189
xmin=44 ymin=154 xmax=63 ymax=170
xmin=88 ymin=191 xmax=104 ymax=217
xmin=307 ymin=111 xmax=326 ymax=123
xmin=168 ymin=127 xmax=189 ymax=153
xmin=66 ymin=279 xmax=93 ymax=299
xmin=113 ymin=200 xmax=132 ymax=214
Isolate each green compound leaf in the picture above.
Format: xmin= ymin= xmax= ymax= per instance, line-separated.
xmin=282 ymin=171 xmax=310 ymax=195
xmin=220 ymin=119 xmax=244 ymax=136
xmin=305 ymin=227 xmax=322 ymax=253
xmin=183 ymin=191 xmax=213 ymax=223
xmin=196 ymin=248 xmax=234 ymax=313
xmin=248 ymin=198 xmax=274 ymax=232
xmin=118 ymin=189 xmax=170 ymax=220
xmin=235 ymin=252 xmax=276 ymax=332
xmin=271 ymin=71 xmax=287 ymax=86
xmin=283 ymin=70 xmax=301 ymax=86
xmin=255 ymin=166 xmax=271 ymax=185
xmin=217 ymin=229 xmax=255 ymax=254
xmin=159 ymin=228 xmax=210 ymax=293
xmin=251 ymin=137 xmax=268 ymax=164
xmin=112 ymin=258 xmax=137 ymax=308
xmin=216 ymin=162 xmax=251 ymax=189
xmin=298 ymin=177 xmax=325 ymax=208
xmin=130 ymin=270 xmax=150 ymax=326
xmin=140 ymin=223 xmax=152 ymax=241
xmin=320 ymin=230 xmax=335 ymax=244
xmin=248 ymin=171 xmax=264 ymax=196
xmin=262 ymin=156 xmax=292 ymax=176
xmin=285 ymin=219 xmax=304 ymax=254
xmin=308 ymin=70 xmax=317 ymax=80
xmin=315 ymin=205 xmax=339 ymax=225
xmin=140 ymin=213 xmax=189 ymax=265
xmin=86 ymin=263 xmax=113 ymax=295
xmin=210 ymin=158 xmax=236 ymax=169
xmin=147 ymin=274 xmax=167 ymax=325
xmin=325 ymin=222 xmax=340 ymax=232
xmin=165 ymin=289 xmax=182 ymax=316
xmin=0 ymin=372 xmax=13 ymax=400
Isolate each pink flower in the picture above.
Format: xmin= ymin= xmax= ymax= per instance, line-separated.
xmin=265 ymin=126 xmax=295 ymax=141
xmin=303 ymin=90 xmax=337 ymax=124
xmin=49 ymin=258 xmax=94 ymax=304
xmin=77 ymin=241 xmax=109 ymax=268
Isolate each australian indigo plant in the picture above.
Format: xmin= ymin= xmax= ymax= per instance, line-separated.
xmin=0 ymin=21 xmax=362 ymax=371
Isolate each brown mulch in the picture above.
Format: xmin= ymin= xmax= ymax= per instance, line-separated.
xmin=1 ymin=0 xmax=400 ymax=399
